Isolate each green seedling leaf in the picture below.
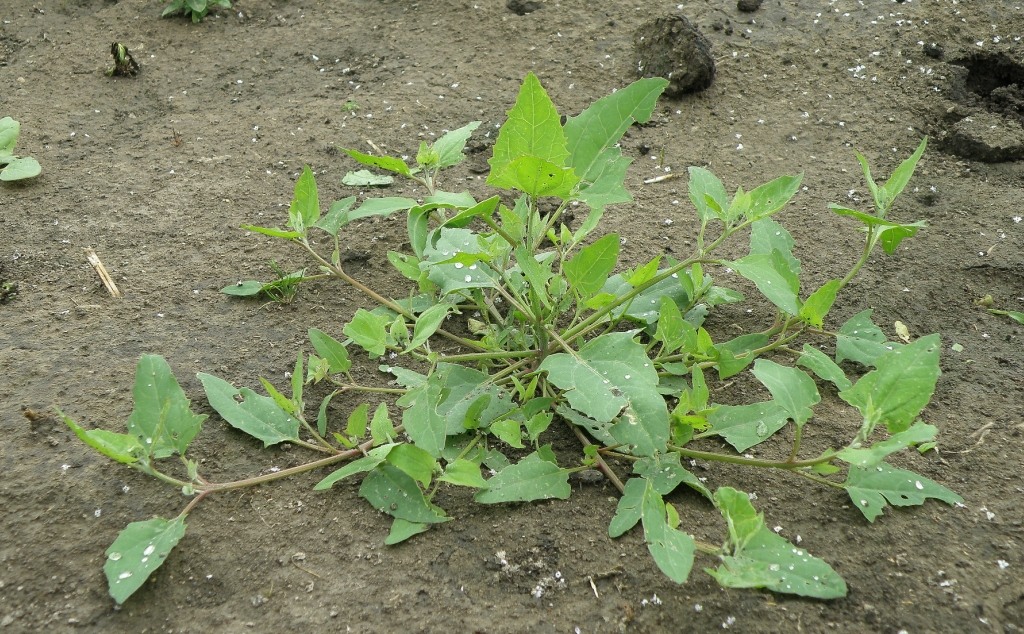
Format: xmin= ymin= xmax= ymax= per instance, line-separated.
xmin=344 ymin=308 xmax=390 ymax=357
xmin=654 ymin=295 xmax=697 ymax=355
xmin=0 ymin=156 xmax=41 ymax=181
xmin=369 ymin=402 xmax=395 ymax=445
xmin=540 ymin=332 xmax=668 ymax=456
xmin=308 ymin=328 xmax=351 ymax=374
xmin=313 ymin=196 xmax=356 ymax=237
xmin=563 ymin=77 xmax=666 ymax=211
xmin=315 ymin=391 xmax=336 ymax=437
xmin=104 ymin=515 xmax=187 ymax=604
xmin=688 ymin=167 xmax=729 ymax=223
xmin=399 ymin=376 xmax=448 ymax=457
xmin=359 ymin=464 xmax=448 ymax=524
xmin=709 ymin=487 xmax=846 ymax=598
xmin=61 ymin=413 xmax=142 ymax=464
xmin=748 ymin=218 xmax=800 ymax=283
xmin=385 ymin=518 xmax=431 ymax=545
xmin=504 ymin=155 xmax=579 ymax=198
xmin=258 ymin=377 xmax=296 ymax=416
xmin=641 ymin=484 xmax=695 ymax=583
xmin=291 ymin=352 xmax=304 ymax=413
xmin=386 ymin=443 xmax=437 ymax=488
xmin=714 ymin=333 xmax=769 ymax=379
xmin=490 ymin=418 xmax=525 ymax=448
xmin=627 ymin=255 xmax=662 ymax=287
xmin=220 ymin=280 xmax=265 ymax=297
xmin=313 ymin=443 xmax=397 ymax=490
xmin=348 ymin=197 xmax=418 ymax=223
xmin=829 ymin=205 xmax=926 ymax=254
xmin=598 ymin=271 xmax=691 ymax=326
xmin=197 ymin=373 xmax=300 ymax=447
xmin=746 ymin=174 xmax=802 ymax=220
xmin=844 ymin=462 xmax=962 ymax=522
xmin=881 ymin=137 xmax=927 ymax=206
xmin=565 ymin=76 xmax=666 ymax=183
xmin=239 ymin=225 xmax=303 ymax=240
xmin=707 ymin=401 xmax=789 ymax=453
xmin=751 ymin=359 xmax=820 ymax=428
xmin=835 ymin=309 xmax=896 ymax=366
xmin=609 ymin=477 xmax=646 ymax=537
xmin=635 ymin=453 xmax=710 ymax=499
xmin=488 ymin=72 xmax=568 ymax=190
xmin=343 ymin=148 xmax=412 ymax=177
xmin=797 ymin=345 xmax=853 ymax=391
xmin=837 ymin=422 xmax=937 ymax=468
xmin=839 ymin=334 xmax=941 ymax=434
xmin=731 ymin=250 xmax=801 ymax=316
xmin=475 ymin=451 xmax=571 ymax=503
xmin=441 ymin=195 xmax=500 ymax=229
xmin=287 ymin=166 xmax=320 ymax=233
xmin=407 ymin=303 xmax=452 ymax=351
xmin=0 ymin=117 xmax=19 ymax=154
xmin=346 ymin=403 xmax=369 ymax=439
xmin=438 ymin=458 xmax=488 ymax=488
xmin=989 ymin=308 xmax=1024 ymax=324
xmin=342 ymin=169 xmax=394 ymax=187
xmin=127 ymin=355 xmax=206 ymax=458
xmin=564 ymin=233 xmax=619 ymax=300
xmin=432 ymin=121 xmax=482 ymax=168
xmin=800 ymin=279 xmax=841 ymax=329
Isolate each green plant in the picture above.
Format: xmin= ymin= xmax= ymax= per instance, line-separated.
xmin=220 ymin=260 xmax=318 ymax=304
xmin=0 ymin=117 xmax=41 ymax=182
xmin=63 ymin=73 xmax=959 ymax=605
xmin=161 ymin=0 xmax=231 ymax=23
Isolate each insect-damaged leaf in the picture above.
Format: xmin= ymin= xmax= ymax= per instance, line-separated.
xmin=127 ymin=354 xmax=206 ymax=458
xmin=707 ymin=487 xmax=847 ymax=599
xmin=844 ymin=462 xmax=961 ymax=522
xmin=359 ymin=464 xmax=448 ymax=524
xmin=197 ymin=373 xmax=299 ymax=447
xmin=539 ymin=332 xmax=668 ymax=456
xmin=839 ymin=334 xmax=941 ymax=434
xmin=474 ymin=451 xmax=570 ymax=504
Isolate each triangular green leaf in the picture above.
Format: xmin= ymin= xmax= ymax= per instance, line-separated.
xmin=844 ymin=462 xmax=962 ymax=522
xmin=104 ymin=516 xmax=187 ymax=604
xmin=474 ymin=451 xmax=571 ymax=503
xmin=197 ymin=373 xmax=300 ymax=447
xmin=127 ymin=355 xmax=206 ymax=458
xmin=838 ymin=334 xmax=941 ymax=434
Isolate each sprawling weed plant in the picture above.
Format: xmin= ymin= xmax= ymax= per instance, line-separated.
xmin=62 ymin=74 xmax=959 ymax=604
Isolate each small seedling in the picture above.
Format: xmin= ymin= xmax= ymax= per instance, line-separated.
xmin=65 ymin=74 xmax=958 ymax=605
xmin=0 ymin=117 xmax=41 ymax=182
xmin=161 ymin=0 xmax=231 ymax=23
xmin=106 ymin=42 xmax=140 ymax=77
xmin=220 ymin=261 xmax=320 ymax=304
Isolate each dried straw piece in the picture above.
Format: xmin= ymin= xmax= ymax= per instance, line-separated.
xmin=83 ymin=247 xmax=122 ymax=298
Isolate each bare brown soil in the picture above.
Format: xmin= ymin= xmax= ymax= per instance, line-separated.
xmin=2 ymin=1 xmax=1023 ymax=632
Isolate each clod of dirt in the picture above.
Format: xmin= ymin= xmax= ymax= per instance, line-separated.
xmin=634 ymin=15 xmax=715 ymax=97
xmin=940 ymin=52 xmax=1024 ymax=161
xmin=737 ymin=0 xmax=763 ymax=12
xmin=506 ymin=0 xmax=542 ymax=16
xmin=923 ymin=42 xmax=944 ymax=60
xmin=942 ymin=111 xmax=1024 ymax=163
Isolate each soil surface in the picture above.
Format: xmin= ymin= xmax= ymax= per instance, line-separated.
xmin=2 ymin=1 xmax=1023 ymax=632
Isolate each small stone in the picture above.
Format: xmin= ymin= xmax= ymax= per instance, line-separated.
xmin=507 ymin=0 xmax=542 ymax=15
xmin=634 ymin=15 xmax=715 ymax=97
xmin=923 ymin=42 xmax=944 ymax=59
xmin=737 ymin=0 xmax=763 ymax=12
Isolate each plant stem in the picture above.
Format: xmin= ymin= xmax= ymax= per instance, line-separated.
xmin=565 ymin=422 xmax=626 ymax=494
xmin=666 ymin=445 xmax=834 ymax=469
